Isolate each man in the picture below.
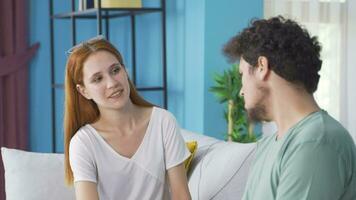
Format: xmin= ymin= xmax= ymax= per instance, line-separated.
xmin=223 ymin=16 xmax=356 ymax=200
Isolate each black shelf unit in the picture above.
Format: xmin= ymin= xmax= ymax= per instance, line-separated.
xmin=49 ymin=0 xmax=167 ymax=153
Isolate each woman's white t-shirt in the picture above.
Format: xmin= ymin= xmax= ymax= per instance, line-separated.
xmin=69 ymin=107 xmax=190 ymax=200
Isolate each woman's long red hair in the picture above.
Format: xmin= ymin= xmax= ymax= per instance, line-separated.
xmin=64 ymin=39 xmax=153 ymax=185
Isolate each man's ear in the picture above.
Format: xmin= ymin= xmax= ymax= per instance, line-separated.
xmin=76 ymin=84 xmax=91 ymax=100
xmin=257 ymin=56 xmax=270 ymax=81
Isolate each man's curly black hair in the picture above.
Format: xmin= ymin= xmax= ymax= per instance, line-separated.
xmin=223 ymin=16 xmax=322 ymax=94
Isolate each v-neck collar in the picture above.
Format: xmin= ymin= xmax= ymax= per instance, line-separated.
xmin=86 ymin=107 xmax=156 ymax=161
xmin=274 ymin=109 xmax=323 ymax=142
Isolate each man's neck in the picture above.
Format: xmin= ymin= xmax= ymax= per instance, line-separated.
xmin=270 ymin=88 xmax=320 ymax=139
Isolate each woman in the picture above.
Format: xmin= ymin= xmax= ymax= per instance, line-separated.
xmin=63 ymin=36 xmax=191 ymax=200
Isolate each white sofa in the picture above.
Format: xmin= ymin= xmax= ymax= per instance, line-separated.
xmin=1 ymin=130 xmax=256 ymax=200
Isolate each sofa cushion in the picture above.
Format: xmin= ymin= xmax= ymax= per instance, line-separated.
xmin=1 ymin=147 xmax=75 ymax=200
xmin=2 ymin=130 xmax=255 ymax=200
xmin=211 ymin=146 xmax=256 ymax=200
xmin=181 ymin=129 xmax=220 ymax=147
xmin=187 ymin=142 xmax=256 ymax=200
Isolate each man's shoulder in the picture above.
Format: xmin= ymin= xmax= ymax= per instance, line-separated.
xmin=292 ymin=110 xmax=351 ymax=144
xmin=285 ymin=110 xmax=355 ymax=162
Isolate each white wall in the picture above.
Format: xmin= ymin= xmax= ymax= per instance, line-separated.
xmin=346 ymin=0 xmax=356 ymax=142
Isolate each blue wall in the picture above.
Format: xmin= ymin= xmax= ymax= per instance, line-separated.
xmin=203 ymin=0 xmax=263 ymax=139
xmin=182 ymin=0 xmax=206 ymax=134
xmin=29 ymin=0 xmax=263 ymax=152
xmin=29 ymin=1 xmax=52 ymax=152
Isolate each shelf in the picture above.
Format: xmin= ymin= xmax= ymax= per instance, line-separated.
xmin=136 ymin=86 xmax=164 ymax=91
xmin=53 ymin=84 xmax=164 ymax=91
xmin=52 ymin=8 xmax=163 ymax=19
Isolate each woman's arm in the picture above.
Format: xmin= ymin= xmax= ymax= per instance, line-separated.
xmin=167 ymin=163 xmax=192 ymax=200
xmin=74 ymin=181 xmax=99 ymax=200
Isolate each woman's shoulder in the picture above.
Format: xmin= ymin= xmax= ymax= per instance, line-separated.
xmin=69 ymin=125 xmax=97 ymax=162
xmin=152 ymin=106 xmax=176 ymax=120
xmin=70 ymin=124 xmax=94 ymax=146
xmin=150 ymin=107 xmax=180 ymax=133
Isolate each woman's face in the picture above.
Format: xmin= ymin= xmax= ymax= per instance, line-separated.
xmin=77 ymin=50 xmax=131 ymax=110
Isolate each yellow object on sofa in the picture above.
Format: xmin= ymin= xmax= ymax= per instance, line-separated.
xmin=184 ymin=141 xmax=198 ymax=171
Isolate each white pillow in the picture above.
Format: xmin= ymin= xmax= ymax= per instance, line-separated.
xmin=1 ymin=147 xmax=75 ymax=200
xmin=181 ymin=129 xmax=220 ymax=147
xmin=187 ymin=142 xmax=256 ymax=199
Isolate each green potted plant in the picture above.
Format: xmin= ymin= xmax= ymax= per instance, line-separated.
xmin=210 ymin=64 xmax=259 ymax=143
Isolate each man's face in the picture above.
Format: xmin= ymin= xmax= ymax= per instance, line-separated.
xmin=239 ymin=57 xmax=269 ymax=122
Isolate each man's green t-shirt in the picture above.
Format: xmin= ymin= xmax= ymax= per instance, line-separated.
xmin=242 ymin=110 xmax=356 ymax=200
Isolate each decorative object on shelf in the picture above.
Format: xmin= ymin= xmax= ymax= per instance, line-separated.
xmin=210 ymin=64 xmax=259 ymax=143
xmin=79 ymin=0 xmax=84 ymax=11
xmin=94 ymin=0 xmax=142 ymax=8
xmin=87 ymin=0 xmax=94 ymax=9
xmin=78 ymin=0 xmax=94 ymax=10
